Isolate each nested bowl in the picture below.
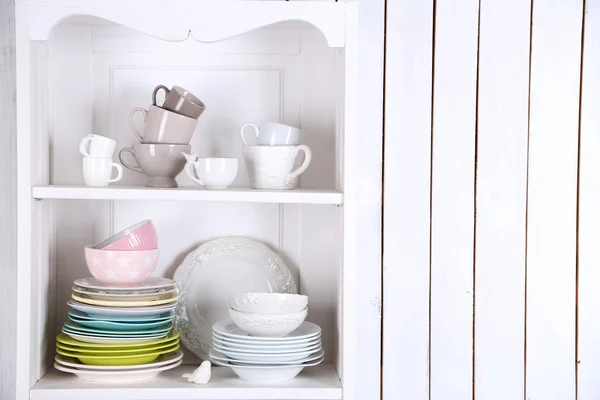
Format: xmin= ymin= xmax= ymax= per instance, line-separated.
xmin=229 ymin=293 xmax=308 ymax=315
xmin=94 ymin=220 xmax=158 ymax=251
xmin=84 ymin=246 xmax=158 ymax=285
xmin=228 ymin=308 xmax=308 ymax=337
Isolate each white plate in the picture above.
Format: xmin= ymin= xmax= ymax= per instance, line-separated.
xmin=212 ymin=330 xmax=321 ymax=346
xmin=53 ymin=359 xmax=182 ymax=383
xmin=209 ymin=352 xmax=324 ymax=383
xmin=72 ymin=286 xmax=178 ymax=301
xmin=213 ymin=335 xmax=320 ymax=350
xmin=214 ymin=344 xmax=322 ymax=362
xmin=74 ymin=277 xmax=176 ymax=292
xmin=62 ymin=330 xmax=167 ymax=344
xmin=55 ymin=351 xmax=183 ymax=371
xmin=210 ymin=348 xmax=324 ymax=366
xmin=213 ymin=320 xmax=320 ymax=342
xmin=213 ymin=341 xmax=321 ymax=355
xmin=173 ymin=237 xmax=297 ymax=360
xmin=68 ymin=300 xmax=176 ymax=318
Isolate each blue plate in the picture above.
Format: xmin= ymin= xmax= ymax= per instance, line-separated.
xmin=63 ymin=321 xmax=172 ymax=336
xmin=69 ymin=310 xmax=174 ymax=323
xmin=62 ymin=327 xmax=169 ymax=339
xmin=69 ymin=314 xmax=174 ymax=332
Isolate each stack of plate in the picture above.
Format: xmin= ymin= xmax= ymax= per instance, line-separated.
xmin=56 ymin=277 xmax=181 ymax=381
xmin=209 ymin=320 xmax=324 ymax=383
xmin=54 ymin=331 xmax=182 ymax=382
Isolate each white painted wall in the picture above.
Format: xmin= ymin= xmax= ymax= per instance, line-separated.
xmin=384 ymin=1 xmax=594 ymax=399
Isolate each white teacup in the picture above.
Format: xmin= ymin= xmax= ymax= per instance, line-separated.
xmin=79 ymin=134 xmax=116 ymax=158
xmin=240 ymin=122 xmax=302 ymax=146
xmin=242 ymin=145 xmax=311 ymax=190
xmin=82 ymin=158 xmax=123 ymax=187
xmin=182 ymin=153 xmax=238 ymax=190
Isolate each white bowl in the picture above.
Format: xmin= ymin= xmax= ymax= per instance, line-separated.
xmin=229 ymin=293 xmax=308 ymax=314
xmin=228 ymin=308 xmax=307 ymax=337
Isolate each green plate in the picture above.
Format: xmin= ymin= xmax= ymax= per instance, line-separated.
xmin=55 ymin=343 xmax=180 ymax=366
xmin=56 ymin=338 xmax=179 ymax=354
xmin=56 ymin=330 xmax=179 ymax=349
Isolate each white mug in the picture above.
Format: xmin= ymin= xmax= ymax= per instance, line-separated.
xmin=240 ymin=122 xmax=302 ymax=146
xmin=82 ymin=158 xmax=123 ymax=187
xmin=242 ymin=145 xmax=311 ymax=190
xmin=79 ymin=134 xmax=117 ymax=158
xmin=182 ymin=153 xmax=238 ymax=190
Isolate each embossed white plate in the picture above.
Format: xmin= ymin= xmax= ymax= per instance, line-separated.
xmin=74 ymin=277 xmax=176 ymax=292
xmin=173 ymin=237 xmax=297 ymax=360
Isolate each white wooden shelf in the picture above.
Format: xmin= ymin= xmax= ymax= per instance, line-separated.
xmin=31 ymin=185 xmax=344 ymax=205
xmin=30 ymin=364 xmax=342 ymax=400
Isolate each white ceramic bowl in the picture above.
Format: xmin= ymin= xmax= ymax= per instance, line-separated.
xmin=228 ymin=308 xmax=307 ymax=337
xmin=229 ymin=293 xmax=308 ymax=314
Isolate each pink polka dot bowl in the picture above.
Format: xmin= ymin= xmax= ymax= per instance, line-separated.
xmin=84 ymin=245 xmax=159 ymax=285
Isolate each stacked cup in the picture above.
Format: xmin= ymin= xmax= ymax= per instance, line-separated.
xmin=119 ymin=85 xmax=206 ymax=188
xmin=79 ymin=134 xmax=123 ymax=187
xmin=240 ymin=122 xmax=312 ymax=190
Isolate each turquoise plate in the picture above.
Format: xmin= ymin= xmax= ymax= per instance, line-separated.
xmin=62 ymin=326 xmax=170 ymax=339
xmin=63 ymin=321 xmax=172 ymax=336
xmin=68 ymin=310 xmax=174 ymax=323
xmin=68 ymin=313 xmax=173 ymax=332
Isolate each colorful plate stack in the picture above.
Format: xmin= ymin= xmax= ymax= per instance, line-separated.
xmin=55 ymin=277 xmax=181 ymax=382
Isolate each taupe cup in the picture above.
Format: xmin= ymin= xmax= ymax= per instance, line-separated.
xmin=119 ymin=143 xmax=191 ymax=188
xmin=152 ymin=85 xmax=206 ymax=119
xmin=129 ymin=105 xmax=198 ymax=144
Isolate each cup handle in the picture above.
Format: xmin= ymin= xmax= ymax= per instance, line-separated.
xmin=129 ymin=108 xmax=147 ymax=143
xmin=286 ymin=145 xmax=312 ymax=183
xmin=185 ymin=162 xmax=205 ymax=186
xmin=79 ymin=136 xmax=93 ymax=157
xmin=240 ymin=123 xmax=260 ymax=145
xmin=108 ymin=163 xmax=123 ymax=183
xmin=118 ymin=148 xmax=143 ymax=174
xmin=152 ymin=85 xmax=170 ymax=107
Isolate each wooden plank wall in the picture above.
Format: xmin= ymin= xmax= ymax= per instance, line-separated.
xmin=384 ymin=0 xmax=594 ymax=399
xmin=0 ymin=0 xmax=18 ymax=399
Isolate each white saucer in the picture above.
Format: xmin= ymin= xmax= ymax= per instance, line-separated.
xmin=210 ymin=349 xmax=324 ymax=366
xmin=68 ymin=300 xmax=176 ymax=318
xmin=213 ymin=335 xmax=320 ymax=350
xmin=74 ymin=277 xmax=176 ymax=292
xmin=53 ymin=359 xmax=182 ymax=382
xmin=213 ymin=344 xmax=323 ymax=362
xmin=55 ymin=351 xmax=183 ymax=371
xmin=213 ymin=320 xmax=321 ymax=342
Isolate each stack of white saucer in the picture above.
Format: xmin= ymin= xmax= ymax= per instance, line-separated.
xmin=209 ymin=293 xmax=323 ymax=383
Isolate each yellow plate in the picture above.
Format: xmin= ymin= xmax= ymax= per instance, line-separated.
xmin=56 ymin=338 xmax=179 ymax=354
xmin=71 ymin=293 xmax=179 ymax=308
xmin=56 ymin=330 xmax=179 ymax=349
xmin=56 ymin=343 xmax=180 ymax=366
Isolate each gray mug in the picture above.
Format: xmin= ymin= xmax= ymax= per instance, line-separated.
xmin=152 ymin=85 xmax=206 ymax=119
xmin=129 ymin=105 xmax=197 ymax=144
xmin=119 ymin=143 xmax=191 ymax=188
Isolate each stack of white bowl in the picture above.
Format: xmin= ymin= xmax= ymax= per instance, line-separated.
xmin=209 ymin=293 xmax=323 ymax=383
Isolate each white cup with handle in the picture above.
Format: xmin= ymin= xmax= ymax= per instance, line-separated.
xmin=82 ymin=158 xmax=123 ymax=187
xmin=240 ymin=122 xmax=302 ymax=146
xmin=79 ymin=134 xmax=117 ymax=158
xmin=242 ymin=145 xmax=311 ymax=190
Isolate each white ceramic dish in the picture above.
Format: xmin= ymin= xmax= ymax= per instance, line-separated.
xmin=62 ymin=330 xmax=168 ymax=344
xmin=229 ymin=293 xmax=308 ymax=314
xmin=210 ymin=348 xmax=324 ymax=366
xmin=68 ymin=310 xmax=174 ymax=323
xmin=74 ymin=277 xmax=176 ymax=292
xmin=173 ymin=237 xmax=297 ymax=360
xmin=209 ymin=351 xmax=324 ymax=383
xmin=212 ymin=330 xmax=321 ymax=345
xmin=213 ymin=343 xmax=322 ymax=362
xmin=228 ymin=307 xmax=307 ymax=337
xmin=71 ymin=286 xmax=178 ymax=301
xmin=55 ymin=351 xmax=183 ymax=371
xmin=213 ymin=335 xmax=320 ymax=350
xmin=68 ymin=300 xmax=176 ymax=318
xmin=213 ymin=320 xmax=320 ymax=342
xmin=53 ymin=359 xmax=182 ymax=382
xmin=212 ymin=340 xmax=321 ymax=355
